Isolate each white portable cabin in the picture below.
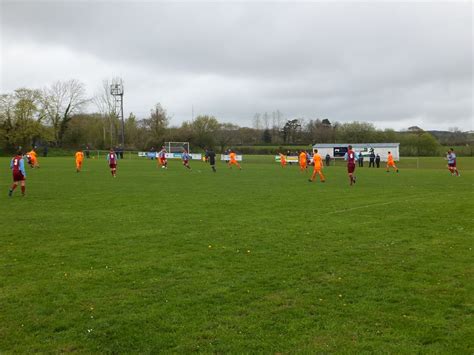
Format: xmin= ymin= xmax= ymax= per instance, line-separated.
xmin=312 ymin=143 xmax=400 ymax=162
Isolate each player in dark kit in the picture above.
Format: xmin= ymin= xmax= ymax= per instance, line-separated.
xmin=344 ymin=145 xmax=357 ymax=186
xmin=9 ymin=151 xmax=27 ymax=197
xmin=107 ymin=149 xmax=117 ymax=177
xmin=206 ymin=148 xmax=217 ymax=172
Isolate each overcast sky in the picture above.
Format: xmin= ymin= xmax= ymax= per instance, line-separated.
xmin=1 ymin=1 xmax=472 ymax=130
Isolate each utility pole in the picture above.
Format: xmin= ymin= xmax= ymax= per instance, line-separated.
xmin=110 ymin=78 xmax=125 ymax=146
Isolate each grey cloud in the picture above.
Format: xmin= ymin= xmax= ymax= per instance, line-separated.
xmin=1 ymin=1 xmax=472 ymax=130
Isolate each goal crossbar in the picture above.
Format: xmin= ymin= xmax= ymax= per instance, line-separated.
xmin=164 ymin=142 xmax=190 ymax=153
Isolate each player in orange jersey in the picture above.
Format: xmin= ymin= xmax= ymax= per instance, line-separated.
xmin=228 ymin=150 xmax=242 ymax=170
xmin=308 ymin=149 xmax=325 ymax=183
xmin=279 ymin=152 xmax=287 ymax=168
xmin=386 ymin=151 xmax=399 ymax=173
xmin=75 ymin=149 xmax=84 ymax=172
xmin=27 ymin=149 xmax=40 ymax=168
xmin=299 ymin=150 xmax=307 ymax=172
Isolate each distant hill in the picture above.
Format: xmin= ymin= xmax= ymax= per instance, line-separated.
xmin=426 ymin=130 xmax=473 ymax=145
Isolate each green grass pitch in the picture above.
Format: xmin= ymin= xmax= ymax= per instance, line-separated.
xmin=1 ymin=156 xmax=473 ymax=353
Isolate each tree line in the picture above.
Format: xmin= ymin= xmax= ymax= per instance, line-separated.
xmin=1 ymin=79 xmax=472 ymax=155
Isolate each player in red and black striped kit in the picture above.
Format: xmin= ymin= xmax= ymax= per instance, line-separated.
xmin=9 ymin=151 xmax=27 ymax=197
xmin=344 ymin=145 xmax=357 ymax=186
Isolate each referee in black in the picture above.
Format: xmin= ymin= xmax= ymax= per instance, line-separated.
xmin=369 ymin=149 xmax=376 ymax=167
xmin=206 ymin=148 xmax=217 ymax=172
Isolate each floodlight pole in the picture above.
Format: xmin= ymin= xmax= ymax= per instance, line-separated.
xmin=120 ymin=94 xmax=124 ymax=146
xmin=110 ymin=79 xmax=125 ymax=147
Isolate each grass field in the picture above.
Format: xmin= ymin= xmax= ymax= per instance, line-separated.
xmin=1 ymin=156 xmax=473 ymax=353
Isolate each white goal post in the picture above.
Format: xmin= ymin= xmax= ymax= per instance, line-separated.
xmin=164 ymin=141 xmax=190 ymax=153
xmin=157 ymin=142 xmax=202 ymax=160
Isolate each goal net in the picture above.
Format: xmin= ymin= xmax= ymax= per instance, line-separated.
xmin=164 ymin=142 xmax=190 ymax=153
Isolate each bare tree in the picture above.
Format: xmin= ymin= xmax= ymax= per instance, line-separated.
xmin=216 ymin=122 xmax=239 ymax=152
xmin=143 ymin=103 xmax=170 ymax=147
xmin=306 ymin=118 xmax=334 ymax=143
xmin=42 ymin=79 xmax=88 ymax=146
xmin=271 ymin=110 xmax=284 ymax=143
xmin=93 ymin=79 xmax=119 ymax=147
xmin=252 ymin=113 xmax=261 ymax=130
xmin=262 ymin=112 xmax=270 ymax=130
xmin=93 ymin=80 xmax=116 ymax=116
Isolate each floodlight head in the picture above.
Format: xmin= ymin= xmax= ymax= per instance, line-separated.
xmin=110 ymin=80 xmax=124 ymax=96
